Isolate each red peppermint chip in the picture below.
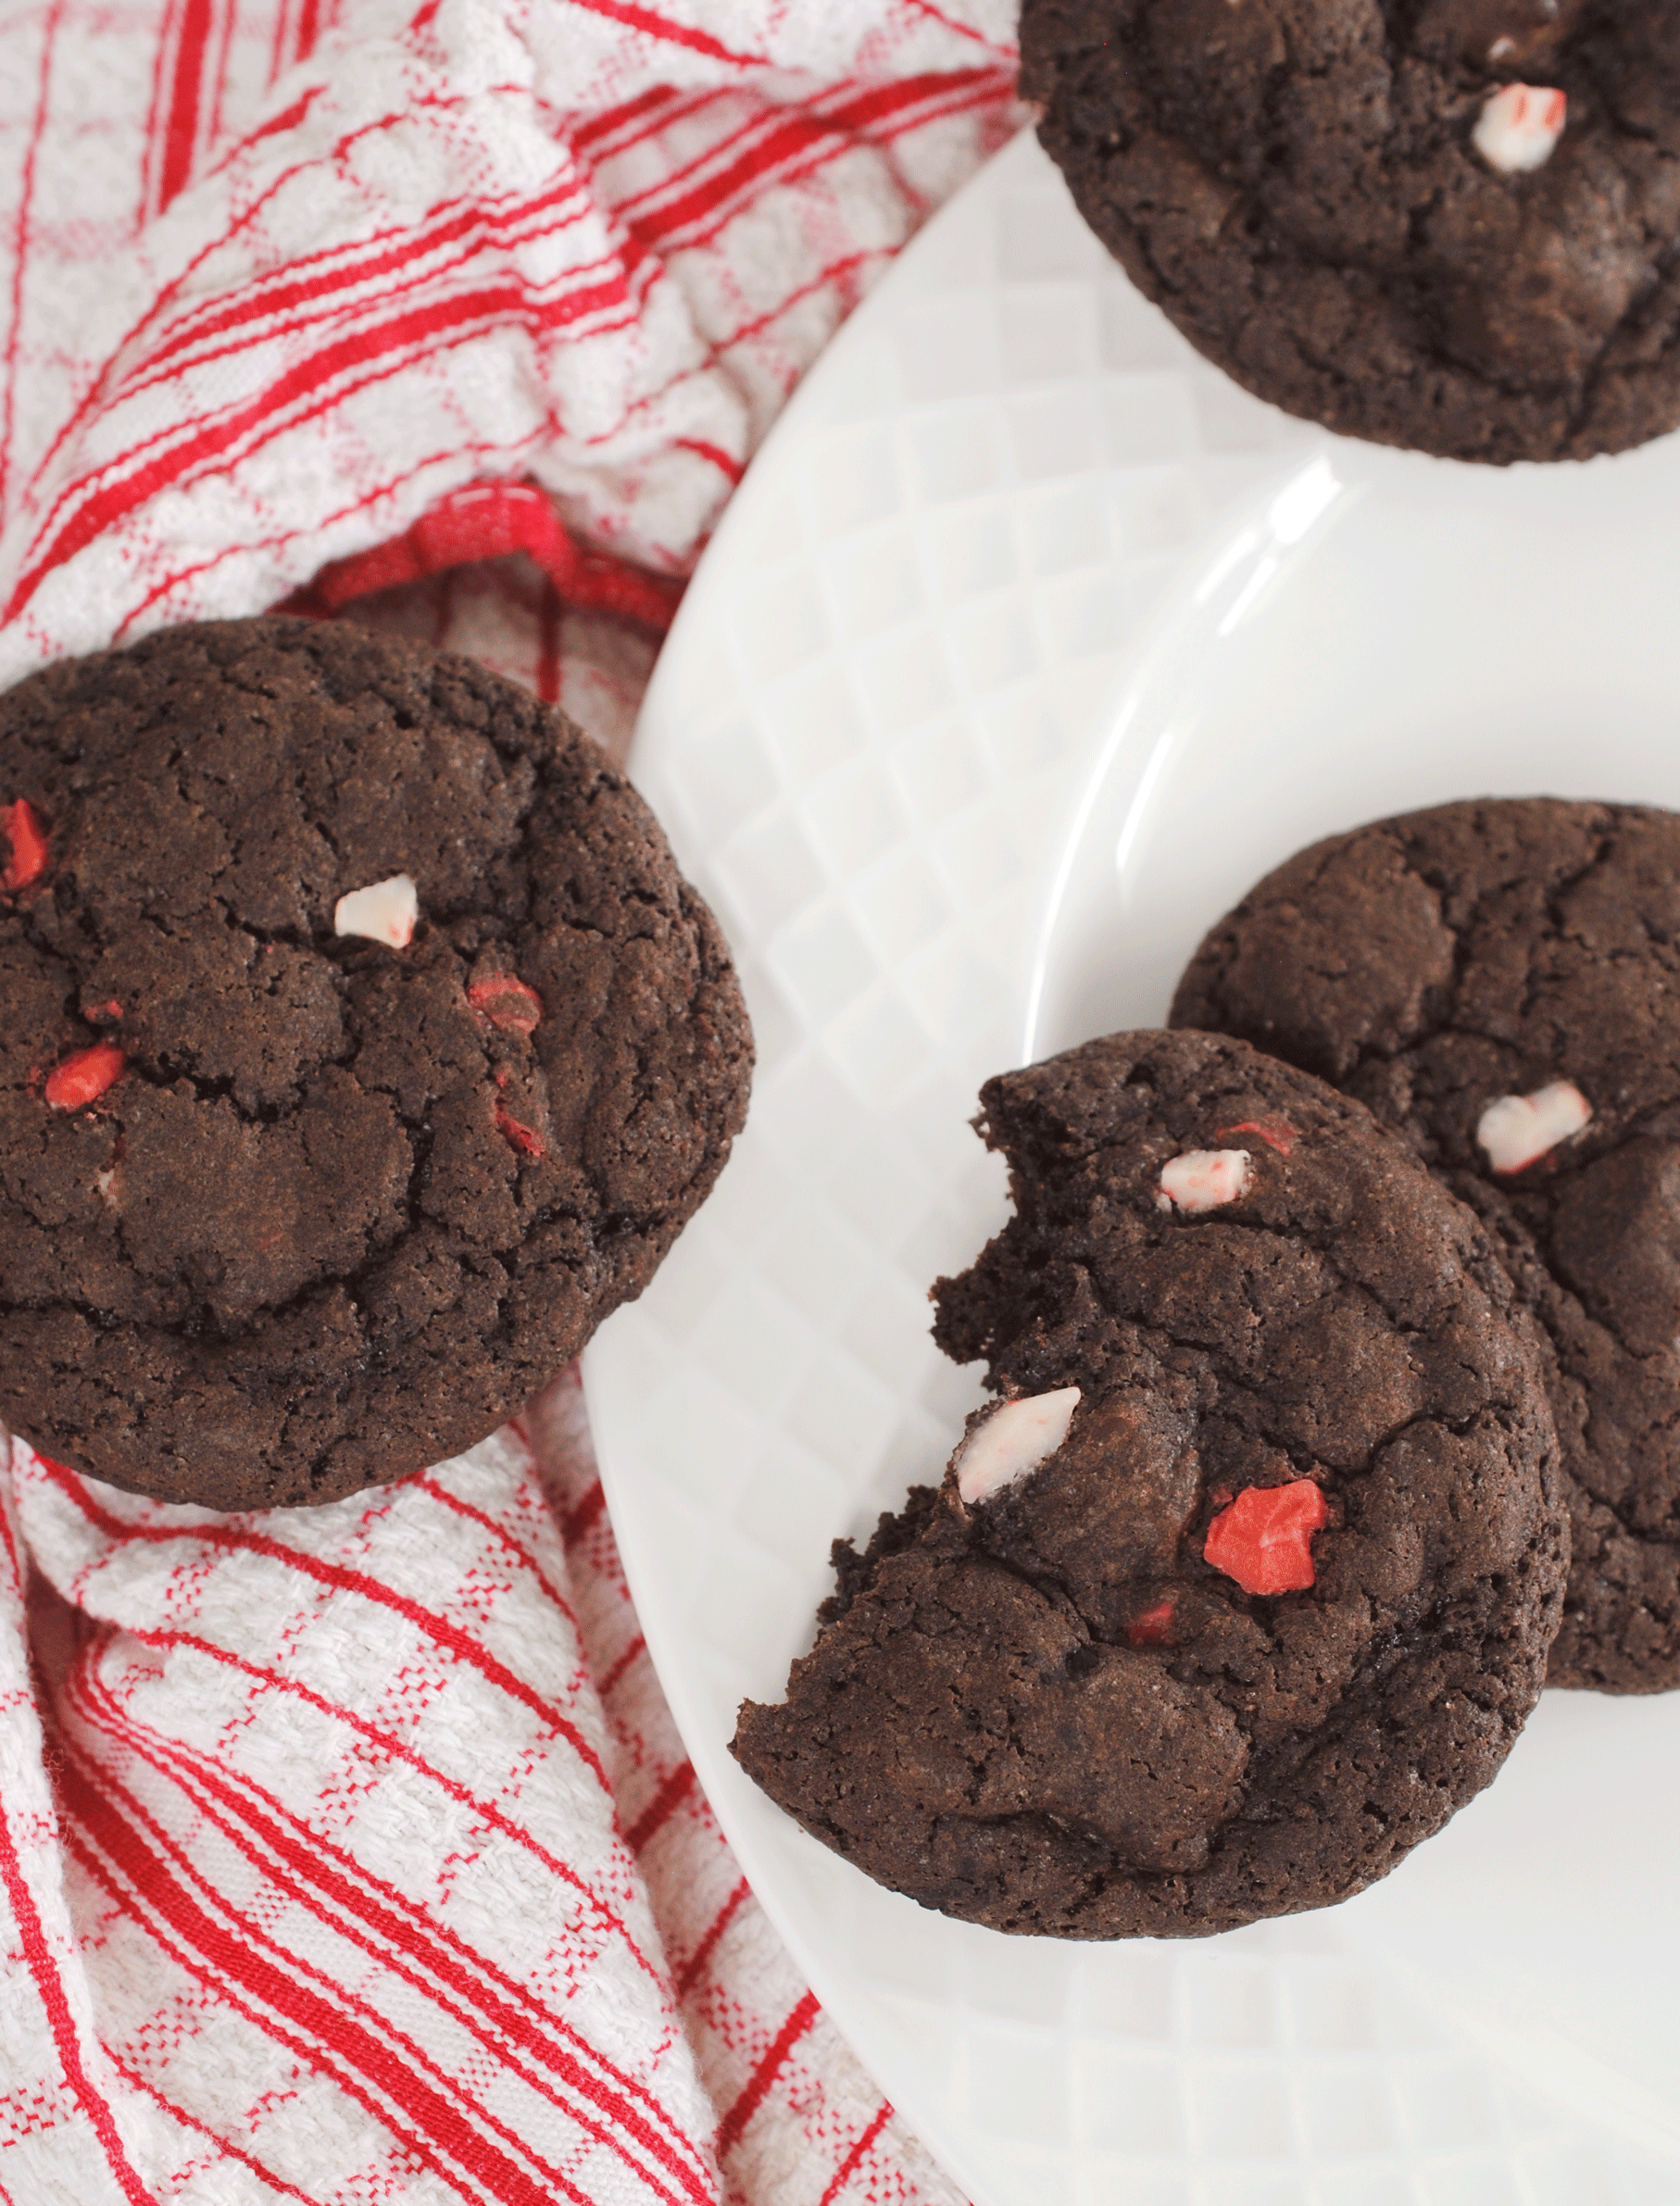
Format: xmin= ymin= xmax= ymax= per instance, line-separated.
xmin=468 ymin=973 xmax=543 ymax=1034
xmin=1123 ymin=1599 xmax=1175 ymax=1648
xmin=495 ymin=1104 xmax=545 ymax=1160
xmin=2 ymin=799 xmax=48 ymax=893
xmin=45 ymin=1042 xmax=127 ymax=1111
xmin=1204 ymin=1478 xmax=1329 ymax=1596
xmin=1214 ymin=1115 xmax=1296 ymax=1158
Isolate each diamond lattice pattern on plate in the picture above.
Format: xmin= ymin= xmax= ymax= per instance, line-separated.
xmin=584 ymin=131 xmax=1677 ymax=2206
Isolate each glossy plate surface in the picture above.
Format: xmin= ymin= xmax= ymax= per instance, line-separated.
xmin=586 ymin=128 xmax=1680 ymax=2206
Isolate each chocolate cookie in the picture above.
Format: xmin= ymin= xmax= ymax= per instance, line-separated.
xmin=0 ymin=618 xmax=752 ymax=1509
xmin=1172 ymin=798 xmax=1680 ymax=1692
xmin=1022 ymin=0 xmax=1680 ymax=464
xmin=733 ymin=1032 xmax=1565 ymax=1937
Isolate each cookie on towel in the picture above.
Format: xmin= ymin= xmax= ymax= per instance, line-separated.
xmin=733 ymin=1031 xmax=1564 ymax=1937
xmin=1173 ymin=796 xmax=1680 ymax=1691
xmin=0 ymin=618 xmax=752 ymax=1508
xmin=1021 ymin=0 xmax=1680 ymax=462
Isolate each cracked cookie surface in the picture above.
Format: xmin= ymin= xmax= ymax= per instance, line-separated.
xmin=0 ymin=618 xmax=752 ymax=1508
xmin=1022 ymin=0 xmax=1680 ymax=463
xmin=732 ymin=1032 xmax=1564 ymax=1937
xmin=1173 ymin=797 xmax=1680 ymax=1691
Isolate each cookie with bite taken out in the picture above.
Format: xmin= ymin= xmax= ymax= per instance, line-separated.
xmin=0 ymin=618 xmax=752 ymax=1508
xmin=1022 ymin=0 xmax=1680 ymax=462
xmin=732 ymin=1031 xmax=1565 ymax=1938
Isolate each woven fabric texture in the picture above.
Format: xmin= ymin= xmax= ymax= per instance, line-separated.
xmin=0 ymin=4 xmax=1022 ymax=2196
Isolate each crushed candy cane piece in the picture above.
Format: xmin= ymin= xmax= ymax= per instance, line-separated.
xmin=2 ymin=799 xmax=48 ymax=893
xmin=1205 ymin=1479 xmax=1329 ymax=1595
xmin=495 ymin=1104 xmax=545 ymax=1159
xmin=1215 ymin=1116 xmax=1295 ymax=1158
xmin=956 ymin=1387 xmax=1082 ymax=1507
xmin=45 ymin=1042 xmax=127 ymax=1110
xmin=1473 ymin=82 xmax=1566 ymax=174
xmin=1157 ymin=1148 xmax=1253 ymax=1213
xmin=1476 ymin=1080 xmax=1591 ymax=1172
xmin=1123 ymin=1599 xmax=1176 ymax=1648
xmin=468 ymin=973 xmax=544 ymax=1034
xmin=334 ymin=873 xmax=418 ymax=948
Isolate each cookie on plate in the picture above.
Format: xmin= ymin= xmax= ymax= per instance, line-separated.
xmin=1173 ymin=796 xmax=1680 ymax=1692
xmin=733 ymin=1031 xmax=1565 ymax=1937
xmin=0 ymin=618 xmax=752 ymax=1509
xmin=1021 ymin=0 xmax=1680 ymax=464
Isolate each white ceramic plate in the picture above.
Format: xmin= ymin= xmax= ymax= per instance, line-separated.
xmin=586 ymin=129 xmax=1680 ymax=2206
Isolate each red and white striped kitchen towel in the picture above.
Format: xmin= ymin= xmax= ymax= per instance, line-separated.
xmin=0 ymin=5 xmax=1022 ymax=2198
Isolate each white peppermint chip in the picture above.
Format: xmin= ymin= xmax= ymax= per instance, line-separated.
xmin=1476 ymin=1080 xmax=1592 ymax=1172
xmin=1157 ymin=1148 xmax=1254 ymax=1214
xmin=1473 ymin=81 xmax=1566 ymax=175
xmin=956 ymin=1387 xmax=1082 ymax=1508
xmin=334 ymin=873 xmax=419 ymax=949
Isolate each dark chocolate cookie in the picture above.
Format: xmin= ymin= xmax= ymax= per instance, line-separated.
xmin=733 ymin=1032 xmax=1564 ymax=1938
xmin=1022 ymin=0 xmax=1680 ymax=464
xmin=1172 ymin=797 xmax=1680 ymax=1692
xmin=0 ymin=618 xmax=752 ymax=1509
